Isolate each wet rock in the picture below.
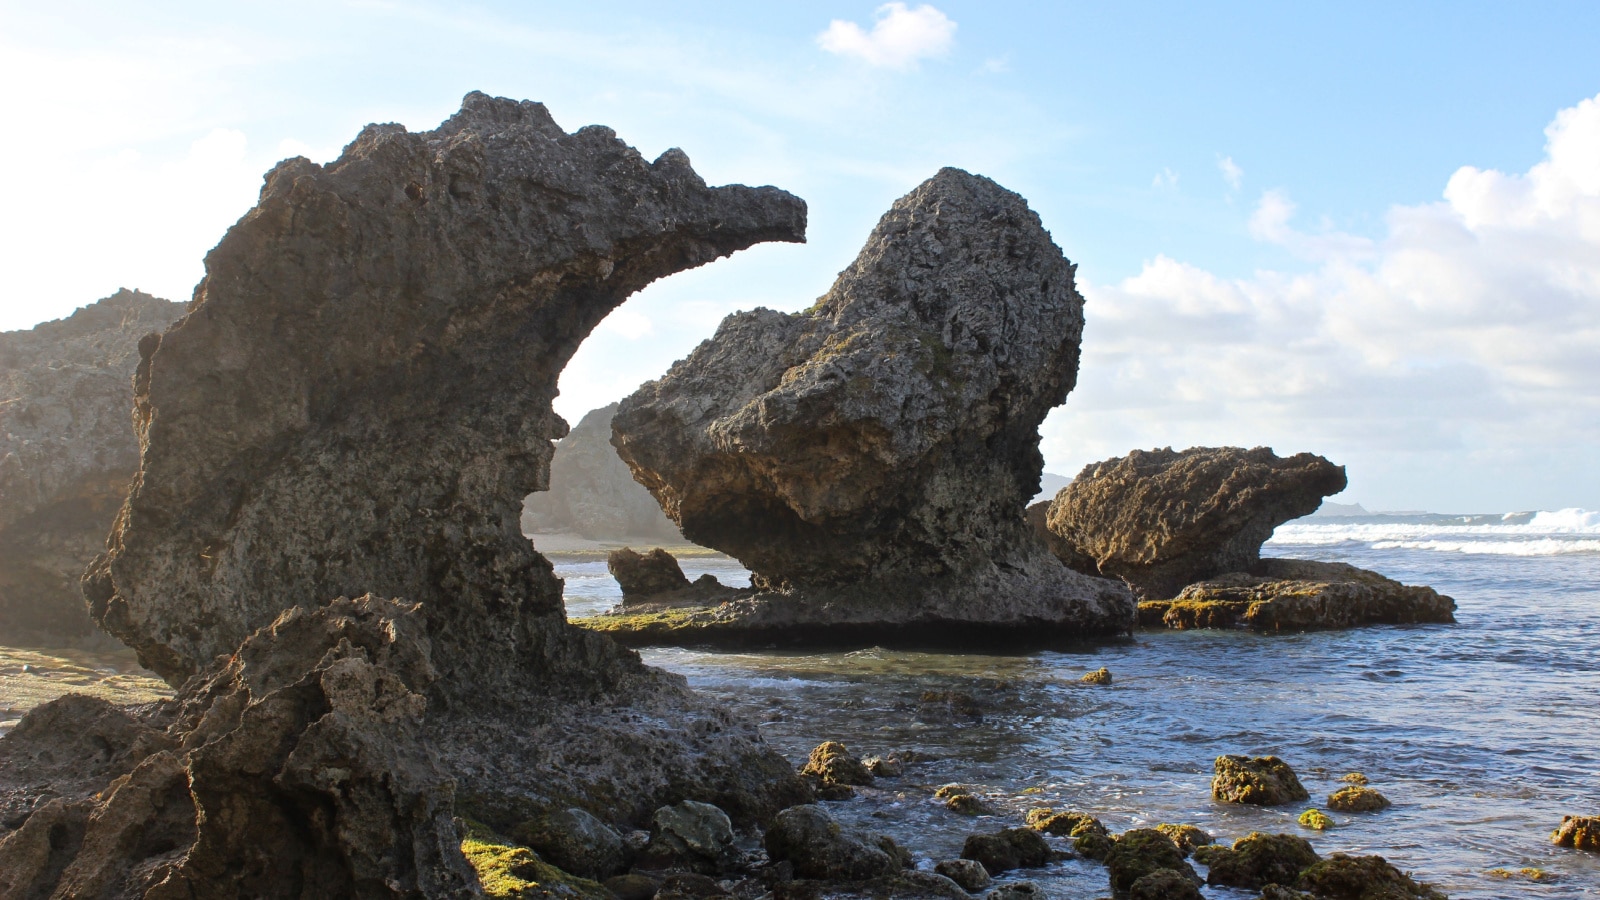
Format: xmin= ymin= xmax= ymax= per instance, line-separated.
xmin=1260 ymin=887 xmax=1316 ymax=900
xmin=1151 ymin=560 xmax=1455 ymax=632
xmin=1044 ymin=446 xmax=1347 ymax=599
xmin=1327 ymin=786 xmax=1391 ymax=813
xmin=918 ymin=690 xmax=984 ymax=720
xmin=1131 ymin=868 xmax=1205 ymax=900
xmin=763 ymin=804 xmax=904 ymax=881
xmin=1341 ymin=773 xmax=1370 ymax=785
xmin=611 ymin=547 xmax=693 ymax=597
xmin=862 ymin=756 xmax=902 ymax=778
xmin=1294 ymin=852 xmax=1447 ymax=899
xmin=606 ymin=872 xmax=663 ymax=900
xmin=1105 ymin=829 xmax=1201 ymax=894
xmin=1023 ymin=808 xmax=1105 ymax=839
xmin=655 ymin=872 xmax=730 ymax=899
xmin=522 ymin=403 xmax=681 ymax=541
xmin=1154 ymin=823 xmax=1213 ymax=856
xmin=1075 ymin=829 xmax=1118 ymax=862
xmin=942 ymin=793 xmax=996 ymax=816
xmin=9 ymin=93 xmax=812 ymax=896
xmin=960 ymin=826 xmax=1052 ymax=875
xmin=609 ymin=168 xmax=1135 ymax=646
xmin=1202 ymin=832 xmax=1320 ymax=890
xmin=461 ymin=818 xmax=612 ymax=899
xmin=1213 ymin=755 xmax=1310 ymax=806
xmin=1552 ymin=815 xmax=1600 ymax=851
xmin=644 ymin=800 xmax=739 ymax=874
xmin=801 ymin=742 xmax=874 ymax=787
xmin=1080 ymin=666 xmax=1113 ymax=685
xmin=0 ymin=289 xmax=185 ymax=644
xmin=934 ymin=857 xmax=991 ymax=891
xmin=1298 ymin=809 xmax=1334 ymax=831
xmin=987 ymin=882 xmax=1042 ymax=900
xmin=512 ymin=807 xmax=629 ymax=879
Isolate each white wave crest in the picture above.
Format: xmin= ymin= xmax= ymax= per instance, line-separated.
xmin=1269 ymin=508 xmax=1600 ymax=556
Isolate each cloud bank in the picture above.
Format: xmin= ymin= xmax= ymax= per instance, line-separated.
xmin=818 ymin=3 xmax=956 ymax=70
xmin=1044 ymin=92 xmax=1600 ymax=510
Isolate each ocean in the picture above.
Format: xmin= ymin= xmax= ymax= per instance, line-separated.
xmin=558 ymin=510 xmax=1600 ymax=898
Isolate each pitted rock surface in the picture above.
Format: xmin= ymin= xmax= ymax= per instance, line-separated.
xmin=0 ymin=93 xmax=811 ymax=898
xmin=610 ymin=168 xmax=1133 ymax=640
xmin=0 ymin=290 xmax=185 ymax=642
xmin=1045 ymin=446 xmax=1348 ymax=599
xmin=523 ymin=403 xmax=681 ymax=541
xmin=1141 ymin=558 xmax=1456 ymax=631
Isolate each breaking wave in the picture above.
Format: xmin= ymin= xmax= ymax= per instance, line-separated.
xmin=1268 ymin=508 xmax=1600 ymax=556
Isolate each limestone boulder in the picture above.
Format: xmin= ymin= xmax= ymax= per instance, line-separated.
xmin=609 ymin=168 xmax=1133 ymax=643
xmin=1142 ymin=559 xmax=1456 ymax=631
xmin=0 ymin=290 xmax=185 ymax=643
xmin=1045 ymin=446 xmax=1347 ymax=599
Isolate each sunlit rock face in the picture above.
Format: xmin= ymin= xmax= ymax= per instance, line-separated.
xmin=0 ymin=290 xmax=185 ymax=644
xmin=0 ymin=93 xmax=812 ymax=899
xmin=521 ymin=402 xmax=681 ymax=541
xmin=1045 ymin=446 xmax=1348 ymax=600
xmin=612 ymin=168 xmax=1134 ymax=641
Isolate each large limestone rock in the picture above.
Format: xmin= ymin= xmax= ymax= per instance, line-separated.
xmin=1045 ymin=446 xmax=1348 ymax=599
xmin=2 ymin=93 xmax=811 ymax=897
xmin=521 ymin=403 xmax=681 ymax=541
xmin=607 ymin=168 xmax=1133 ymax=643
xmin=0 ymin=290 xmax=185 ymax=643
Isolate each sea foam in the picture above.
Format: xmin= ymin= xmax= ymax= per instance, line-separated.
xmin=1269 ymin=508 xmax=1600 ymax=556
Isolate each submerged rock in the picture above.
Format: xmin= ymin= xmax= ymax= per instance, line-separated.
xmin=1213 ymin=755 xmax=1311 ymax=806
xmin=1552 ymin=815 xmax=1600 ymax=851
xmin=1080 ymin=666 xmax=1113 ymax=685
xmin=0 ymin=290 xmax=185 ymax=644
xmin=1201 ymin=831 xmax=1320 ymax=890
xmin=1044 ymin=446 xmax=1347 ymax=599
xmin=2 ymin=93 xmax=811 ymax=896
xmin=1143 ymin=559 xmax=1455 ymax=632
xmin=606 ymin=168 xmax=1134 ymax=646
xmin=522 ymin=403 xmax=681 ymax=541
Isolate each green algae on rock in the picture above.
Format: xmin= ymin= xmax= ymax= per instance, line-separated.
xmin=1200 ymin=831 xmax=1320 ymax=890
xmin=1130 ymin=867 xmax=1205 ymax=900
xmin=1213 ymin=755 xmax=1311 ymax=806
xmin=1327 ymin=785 xmax=1392 ymax=813
xmin=461 ymin=819 xmax=613 ymax=900
xmin=1104 ymin=829 xmax=1201 ymax=894
xmin=1081 ymin=666 xmax=1113 ymax=685
xmin=1294 ymin=852 xmax=1447 ymax=899
xmin=1024 ymin=808 xmax=1106 ymax=838
xmin=1157 ymin=559 xmax=1455 ymax=632
xmin=1551 ymin=814 xmax=1600 ymax=851
xmin=1298 ymin=809 xmax=1335 ymax=831
xmin=1154 ymin=823 xmax=1214 ymax=856
xmin=801 ymin=742 xmax=873 ymax=788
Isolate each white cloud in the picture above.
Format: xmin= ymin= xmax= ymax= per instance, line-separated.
xmin=1152 ymin=167 xmax=1179 ymax=189
xmin=818 ymin=3 xmax=957 ymax=70
xmin=1218 ymin=155 xmax=1243 ymax=190
xmin=1046 ymin=92 xmax=1600 ymax=510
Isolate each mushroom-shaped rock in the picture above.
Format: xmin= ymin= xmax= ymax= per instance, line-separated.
xmin=0 ymin=290 xmax=185 ymax=643
xmin=1045 ymin=446 xmax=1347 ymax=599
xmin=608 ymin=168 xmax=1134 ymax=645
xmin=4 ymin=93 xmax=811 ymax=897
xmin=1212 ymin=755 xmax=1310 ymax=806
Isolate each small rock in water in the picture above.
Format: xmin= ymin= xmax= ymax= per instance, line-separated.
xmin=763 ymin=804 xmax=904 ymax=881
xmin=1080 ymin=666 xmax=1113 ymax=685
xmin=987 ymin=882 xmax=1042 ymax=900
xmin=1024 ymin=808 xmax=1105 ymax=838
xmin=1212 ymin=754 xmax=1310 ymax=806
xmin=933 ymin=858 xmax=991 ymax=892
xmin=1552 ymin=814 xmax=1600 ymax=851
xmin=1298 ymin=808 xmax=1334 ymax=831
xmin=1153 ymin=823 xmax=1212 ymax=856
xmin=800 ymin=741 xmax=874 ymax=787
xmin=1200 ymin=832 xmax=1320 ymax=890
xmin=1130 ymin=867 xmax=1204 ymax=900
xmin=960 ymin=827 xmax=1052 ymax=874
xmin=942 ymin=793 xmax=996 ymax=816
xmin=1341 ymin=771 xmax=1370 ymax=785
xmin=862 ymin=755 xmax=902 ymax=778
xmin=1327 ymin=785 xmax=1391 ymax=812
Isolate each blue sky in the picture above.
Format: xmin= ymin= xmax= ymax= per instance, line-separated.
xmin=2 ymin=1 xmax=1598 ymax=512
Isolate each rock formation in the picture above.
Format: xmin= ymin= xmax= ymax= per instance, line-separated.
xmin=607 ymin=547 xmax=738 ymax=606
xmin=522 ymin=403 xmax=681 ymax=541
xmin=605 ymin=168 xmax=1134 ymax=644
xmin=2 ymin=92 xmax=811 ymax=896
xmin=1045 ymin=446 xmax=1348 ymax=599
xmin=1140 ymin=558 xmax=1456 ymax=631
xmin=0 ymin=290 xmax=185 ymax=644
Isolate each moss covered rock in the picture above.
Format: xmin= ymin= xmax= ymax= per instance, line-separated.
xmin=1105 ymin=829 xmax=1200 ymax=894
xmin=460 ymin=820 xmax=613 ymax=900
xmin=1298 ymin=809 xmax=1334 ymax=831
xmin=933 ymin=858 xmax=991 ymax=891
xmin=1130 ymin=867 xmax=1205 ymax=900
xmin=1154 ymin=823 xmax=1213 ymax=856
xmin=1025 ymin=808 xmax=1105 ymax=838
xmin=960 ymin=827 xmax=1052 ymax=874
xmin=1213 ymin=754 xmax=1310 ymax=805
xmin=763 ymin=804 xmax=906 ymax=881
xmin=1551 ymin=814 xmax=1599 ymax=851
xmin=943 ymin=793 xmax=996 ymax=816
xmin=1202 ymin=832 xmax=1320 ymax=890
xmin=801 ymin=742 xmax=873 ymax=787
xmin=1294 ymin=852 xmax=1446 ymax=899
xmin=1081 ymin=667 xmax=1113 ymax=685
xmin=1327 ymin=786 xmax=1391 ymax=813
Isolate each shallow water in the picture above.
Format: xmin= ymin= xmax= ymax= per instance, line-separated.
xmin=557 ymin=516 xmax=1600 ymax=898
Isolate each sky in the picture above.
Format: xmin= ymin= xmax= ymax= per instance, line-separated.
xmin=2 ymin=1 xmax=1598 ymax=513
